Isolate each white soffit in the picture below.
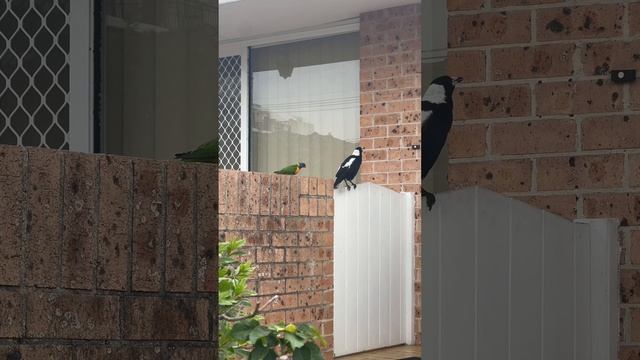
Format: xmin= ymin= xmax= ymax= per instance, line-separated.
xmin=219 ymin=0 xmax=420 ymax=43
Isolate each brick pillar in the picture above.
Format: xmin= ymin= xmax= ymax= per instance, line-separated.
xmin=359 ymin=4 xmax=422 ymax=343
xmin=446 ymin=0 xmax=640 ymax=354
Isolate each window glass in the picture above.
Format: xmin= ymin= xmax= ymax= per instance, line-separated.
xmin=102 ymin=0 xmax=218 ymax=160
xmin=249 ymin=32 xmax=360 ymax=179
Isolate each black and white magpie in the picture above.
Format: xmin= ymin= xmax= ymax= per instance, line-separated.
xmin=422 ymin=75 xmax=463 ymax=210
xmin=333 ymin=146 xmax=363 ymax=191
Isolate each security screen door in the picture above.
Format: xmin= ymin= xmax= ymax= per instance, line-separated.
xmin=0 ymin=0 xmax=92 ymax=151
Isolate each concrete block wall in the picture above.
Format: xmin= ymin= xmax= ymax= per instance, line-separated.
xmin=0 ymin=145 xmax=217 ymax=358
xmin=359 ymin=3 xmax=423 ymax=343
xmin=218 ymin=171 xmax=335 ymax=359
xmin=446 ymin=0 xmax=640 ymax=356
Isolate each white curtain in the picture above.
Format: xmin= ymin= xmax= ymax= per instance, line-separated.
xmin=249 ymin=32 xmax=360 ymax=179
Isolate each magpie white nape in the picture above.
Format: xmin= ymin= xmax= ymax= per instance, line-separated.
xmin=333 ymin=146 xmax=363 ymax=191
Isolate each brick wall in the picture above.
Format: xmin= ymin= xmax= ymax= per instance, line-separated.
xmin=446 ymin=0 xmax=639 ymax=357
xmin=359 ymin=3 xmax=423 ymax=343
xmin=0 ymin=145 xmax=217 ymax=357
xmin=218 ymin=171 xmax=335 ymax=358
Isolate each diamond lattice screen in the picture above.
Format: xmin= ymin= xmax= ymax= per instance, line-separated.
xmin=218 ymin=55 xmax=241 ymax=170
xmin=0 ymin=0 xmax=70 ymax=149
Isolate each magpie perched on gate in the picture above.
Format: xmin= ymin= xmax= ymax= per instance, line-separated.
xmin=333 ymin=146 xmax=363 ymax=191
xmin=422 ymin=76 xmax=463 ymax=210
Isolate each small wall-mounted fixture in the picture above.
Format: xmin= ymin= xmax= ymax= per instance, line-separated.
xmin=611 ymin=69 xmax=636 ymax=84
xmin=411 ymin=144 xmax=421 ymax=150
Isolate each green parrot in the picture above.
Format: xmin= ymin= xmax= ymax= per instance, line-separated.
xmin=174 ymin=139 xmax=218 ymax=163
xmin=274 ymin=162 xmax=306 ymax=175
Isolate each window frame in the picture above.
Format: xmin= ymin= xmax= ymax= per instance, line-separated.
xmin=219 ymin=18 xmax=360 ymax=171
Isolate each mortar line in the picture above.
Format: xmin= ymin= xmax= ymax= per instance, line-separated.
xmin=20 ymin=148 xmax=28 ymax=338
xmin=93 ymin=159 xmax=101 ymax=292
xmin=448 ymin=1 xmax=635 ymax=15
xmin=192 ymin=167 xmax=199 ymax=294
xmin=58 ymin=153 xmax=65 ymax=289
xmin=160 ymin=164 xmax=168 ymax=295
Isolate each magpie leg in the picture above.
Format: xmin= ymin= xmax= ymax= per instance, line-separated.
xmin=348 ymin=179 xmax=357 ymax=189
xmin=344 ymin=180 xmax=351 ymax=191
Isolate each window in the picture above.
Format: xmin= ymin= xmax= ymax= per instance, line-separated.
xmin=248 ymin=33 xmax=360 ymax=179
xmin=100 ymin=0 xmax=218 ymax=160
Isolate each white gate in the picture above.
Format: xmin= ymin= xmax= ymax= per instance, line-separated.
xmin=423 ymin=187 xmax=618 ymax=360
xmin=333 ymin=183 xmax=415 ymax=357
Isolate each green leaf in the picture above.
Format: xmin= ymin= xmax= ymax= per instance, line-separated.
xmin=292 ymin=345 xmax=310 ymax=360
xmin=249 ymin=325 xmax=272 ymax=344
xmin=284 ymin=332 xmax=306 ymax=350
xmin=249 ymin=343 xmax=269 ymax=360
xmin=306 ymin=342 xmax=324 ymax=360
xmin=230 ymin=319 xmax=260 ymax=341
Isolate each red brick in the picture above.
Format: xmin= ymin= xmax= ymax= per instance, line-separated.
xmin=373 ymin=137 xmax=401 ymax=149
xmin=388 ymin=171 xmax=419 ymax=185
xmin=630 ymin=154 xmax=640 ymax=188
xmin=448 ymin=160 xmax=532 ymax=192
xmin=280 ymin=177 xmax=290 ymax=216
xmin=374 ymin=114 xmax=401 ymax=126
xmin=273 ymin=264 xmax=298 ymax=278
xmin=537 ymin=155 xmax=624 ymax=191
xmin=632 ymin=3 xmax=640 ymax=36
xmin=516 ymin=195 xmax=577 ymax=219
xmin=388 ymin=148 xmax=418 ymax=161
xmin=62 ymin=153 xmax=97 ymax=289
xmin=125 ymin=297 xmax=209 ymax=340
xmin=261 ymin=217 xmax=285 ymax=231
xmin=0 ymin=290 xmax=21 ymax=337
xmin=535 ymin=80 xmax=624 ymax=116
xmin=492 ymin=119 xmax=576 ymax=155
xmin=448 ymin=11 xmax=531 ymax=48
xmin=448 ymin=124 xmax=487 ymax=158
xmin=633 ymin=82 xmax=640 ymax=111
xmin=0 ymin=345 xmax=74 ymax=360
xmin=492 ymin=44 xmax=575 ymax=80
xmin=493 ymin=0 xmax=562 ymax=8
xmin=131 ymin=159 xmax=163 ymax=292
xmin=223 ymin=171 xmax=239 ymax=214
xmin=25 ymin=148 xmax=62 ymax=287
xmin=389 ymin=123 xmax=419 ymax=136
xmin=290 ymin=176 xmax=300 ymax=216
xmin=454 ymin=85 xmax=531 ymax=120
xmin=448 ymin=0 xmax=485 ymax=11
xmin=96 ymin=156 xmax=131 ymax=291
xmin=364 ymin=149 xmax=388 ymax=161
xmin=387 ymin=75 xmax=419 ymax=90
xmin=402 ymin=159 xmax=420 ymax=171
xmin=270 ymin=174 xmax=281 ymax=216
xmin=196 ymin=165 xmax=218 ymax=292
xmin=446 ymin=50 xmax=486 ymax=83
xmin=583 ymin=193 xmax=640 ymax=225
xmin=622 ymin=270 xmax=640 ymax=303
xmin=582 ymin=115 xmax=640 ymax=150
xmin=373 ymin=161 xmax=402 ymax=173
xmin=27 ymin=292 xmax=119 ymax=339
xmin=166 ymin=162 xmax=195 ymax=292
xmin=257 ymin=248 xmax=285 ymax=263
xmin=537 ymin=5 xmax=624 ymax=41
xmin=621 ymin=346 xmax=640 ymax=360
xmin=259 ymin=279 xmax=286 ymax=295
xmin=361 ymin=173 xmax=388 ymax=185
xmin=629 ymin=230 xmax=640 ymax=265
xmin=259 ymin=173 xmax=270 ymax=215
xmin=300 ymin=197 xmax=309 ymax=216
xmin=0 ymin=146 xmax=23 ymax=285
xmin=582 ymin=40 xmax=640 ymax=76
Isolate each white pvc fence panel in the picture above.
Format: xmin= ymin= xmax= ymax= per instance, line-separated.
xmin=333 ymin=183 xmax=415 ymax=357
xmin=423 ymin=187 xmax=618 ymax=360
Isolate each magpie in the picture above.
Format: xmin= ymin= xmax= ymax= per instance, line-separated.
xmin=422 ymin=76 xmax=463 ymax=210
xmin=333 ymin=146 xmax=363 ymax=191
